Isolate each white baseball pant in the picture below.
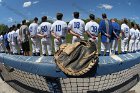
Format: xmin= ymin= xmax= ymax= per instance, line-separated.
xmin=135 ymin=39 xmax=139 ymax=51
xmin=41 ymin=38 xmax=52 ymax=55
xmin=101 ymin=42 xmax=110 ymax=53
xmin=17 ymin=38 xmax=22 ymax=50
xmin=72 ymin=36 xmax=84 ymax=44
xmin=138 ymin=40 xmax=140 ymax=51
xmin=54 ymin=38 xmax=66 ymax=52
xmin=9 ymin=42 xmax=13 ymax=53
xmin=0 ymin=42 xmax=4 ymax=52
xmin=11 ymin=42 xmax=18 ymax=54
xmin=129 ymin=39 xmax=135 ymax=52
xmin=110 ymin=38 xmax=118 ymax=55
xmin=31 ymin=38 xmax=40 ymax=53
xmin=121 ymin=38 xmax=129 ymax=52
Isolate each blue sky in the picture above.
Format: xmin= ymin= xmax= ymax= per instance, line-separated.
xmin=0 ymin=0 xmax=139 ymax=26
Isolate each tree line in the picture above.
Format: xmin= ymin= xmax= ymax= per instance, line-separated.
xmin=0 ymin=18 xmax=137 ymax=35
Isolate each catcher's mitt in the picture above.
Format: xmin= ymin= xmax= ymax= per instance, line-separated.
xmin=54 ymin=40 xmax=98 ymax=76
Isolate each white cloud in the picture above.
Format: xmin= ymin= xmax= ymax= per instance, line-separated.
xmin=23 ymin=1 xmax=39 ymax=8
xmin=0 ymin=0 xmax=2 ymax=6
xmin=48 ymin=16 xmax=56 ymax=21
xmin=128 ymin=2 xmax=131 ymax=6
xmin=98 ymin=4 xmax=113 ymax=10
xmin=33 ymin=1 xmax=39 ymax=4
xmin=8 ymin=17 xmax=13 ymax=22
xmin=23 ymin=1 xmax=32 ymax=8
xmin=131 ymin=16 xmax=139 ymax=20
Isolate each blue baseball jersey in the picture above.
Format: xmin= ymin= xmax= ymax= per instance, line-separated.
xmin=4 ymin=33 xmax=9 ymax=47
xmin=111 ymin=22 xmax=121 ymax=40
xmin=99 ymin=19 xmax=113 ymax=42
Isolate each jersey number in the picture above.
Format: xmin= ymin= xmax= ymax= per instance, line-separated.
xmin=41 ymin=26 xmax=48 ymax=32
xmin=74 ymin=22 xmax=80 ymax=28
xmin=91 ymin=26 xmax=97 ymax=33
xmin=56 ymin=25 xmax=61 ymax=32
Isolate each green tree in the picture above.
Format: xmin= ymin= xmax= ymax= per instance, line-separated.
xmin=0 ymin=24 xmax=9 ymax=34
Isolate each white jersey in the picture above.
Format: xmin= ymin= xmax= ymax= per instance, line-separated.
xmin=11 ymin=30 xmax=18 ymax=43
xmin=38 ymin=22 xmax=52 ymax=38
xmin=135 ymin=29 xmax=139 ymax=40
xmin=0 ymin=35 xmax=3 ymax=42
xmin=51 ymin=20 xmax=67 ymax=37
xmin=139 ymin=31 xmax=140 ymax=40
xmin=29 ymin=23 xmax=38 ymax=37
xmin=16 ymin=29 xmax=20 ymax=40
xmin=8 ymin=32 xmax=12 ymax=42
xmin=85 ymin=21 xmax=99 ymax=36
xmin=130 ymin=28 xmax=136 ymax=40
xmin=68 ymin=18 xmax=85 ymax=36
xmin=121 ymin=23 xmax=130 ymax=38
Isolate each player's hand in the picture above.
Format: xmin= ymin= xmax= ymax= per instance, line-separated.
xmin=43 ymin=35 xmax=47 ymax=38
xmin=92 ymin=36 xmax=96 ymax=40
xmin=106 ymin=34 xmax=111 ymax=38
xmin=117 ymin=37 xmax=120 ymax=40
xmin=77 ymin=35 xmax=81 ymax=38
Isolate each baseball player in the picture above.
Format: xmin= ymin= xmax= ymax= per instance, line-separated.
xmin=99 ymin=13 xmax=113 ymax=56
xmin=19 ymin=20 xmax=30 ymax=56
xmin=85 ymin=14 xmax=99 ymax=47
xmin=129 ymin=22 xmax=136 ymax=53
xmin=68 ymin=12 xmax=85 ymax=43
xmin=110 ymin=19 xmax=121 ymax=55
xmin=16 ymin=24 xmax=23 ymax=55
xmin=0 ymin=33 xmax=4 ymax=53
xmin=51 ymin=13 xmax=68 ymax=52
xmin=37 ymin=16 xmax=52 ymax=56
xmin=29 ymin=17 xmax=40 ymax=56
xmin=121 ymin=18 xmax=130 ymax=54
xmin=7 ymin=27 xmax=13 ymax=54
xmin=138 ymin=25 xmax=140 ymax=51
xmin=11 ymin=25 xmax=18 ymax=55
xmin=3 ymin=31 xmax=10 ymax=54
xmin=135 ymin=24 xmax=140 ymax=52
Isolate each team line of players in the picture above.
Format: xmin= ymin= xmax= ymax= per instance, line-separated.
xmin=0 ymin=12 xmax=140 ymax=56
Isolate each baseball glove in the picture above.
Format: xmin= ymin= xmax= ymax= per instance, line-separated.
xmin=54 ymin=40 xmax=98 ymax=76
